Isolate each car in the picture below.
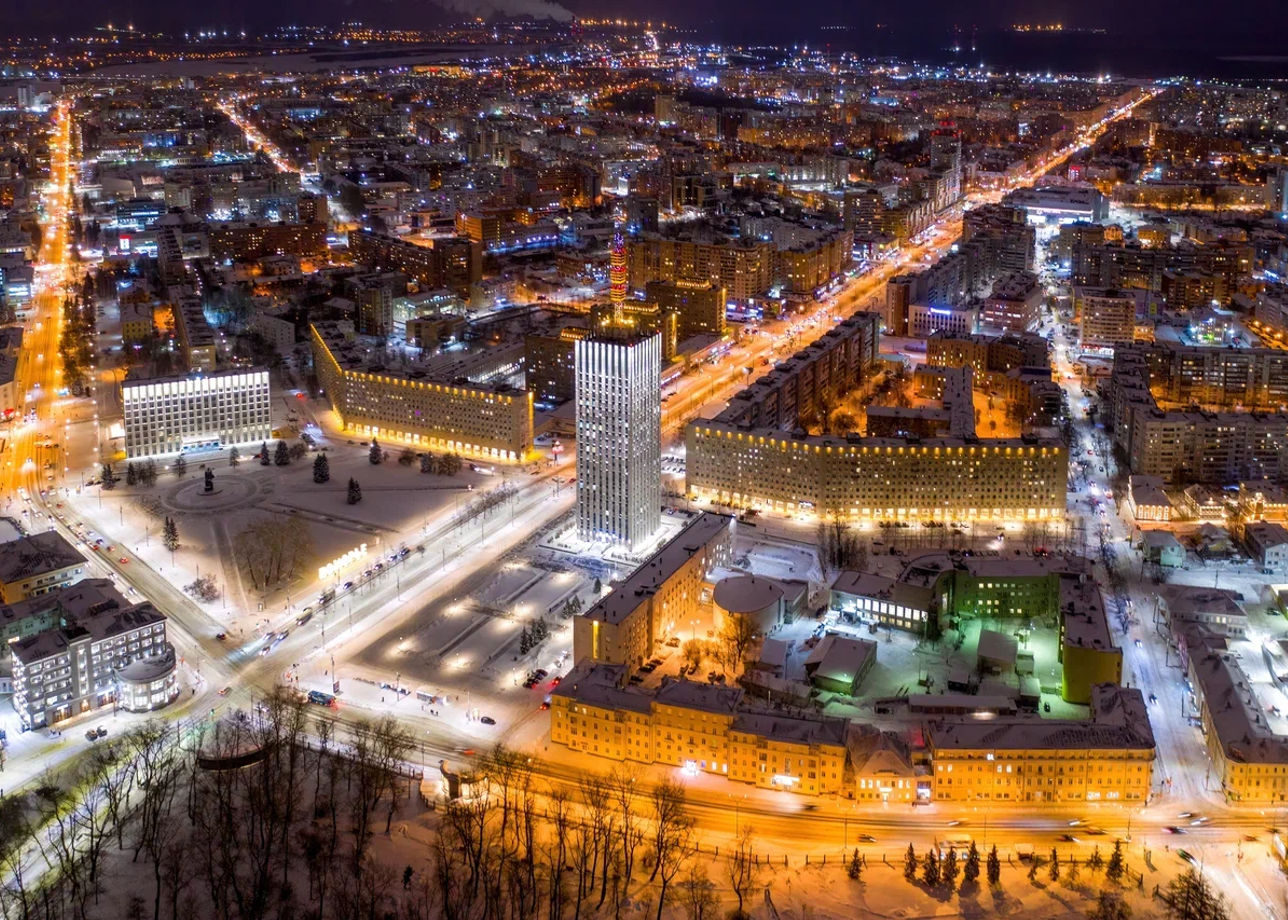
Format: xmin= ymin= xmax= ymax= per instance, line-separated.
xmin=342 ymin=581 xmax=354 ymax=591
xmin=296 ymin=612 xmax=313 ymax=627
xmin=218 ymin=686 xmax=232 ymax=696
xmin=856 ymin=834 xmax=877 ymax=843
xmin=1177 ymin=849 xmax=1196 ymax=865
xmin=1164 ymin=826 xmax=1186 ymax=834
xmin=1068 ymin=818 xmax=1086 ymax=827
xmin=479 ymin=716 xmax=496 ymax=726
xmin=215 ymin=632 xmax=227 ymax=641
xmin=946 ymin=819 xmax=963 ymax=827
xmin=1134 ymin=638 xmax=1142 ymax=648
xmin=119 ymin=557 xmax=128 ymax=564
xmin=1190 ymin=816 xmax=1209 ymax=826
xmin=539 ymin=701 xmax=550 ymax=710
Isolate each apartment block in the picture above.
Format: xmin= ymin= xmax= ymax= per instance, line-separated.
xmin=11 ymin=590 xmax=179 ymax=730
xmin=311 ymin=322 xmax=533 ymax=462
xmin=0 ymin=532 xmax=86 ymax=603
xmin=929 ymin=685 xmax=1154 ymax=804
xmin=348 ymin=229 xmax=482 ymax=297
xmin=572 ymin=512 xmax=734 ymax=669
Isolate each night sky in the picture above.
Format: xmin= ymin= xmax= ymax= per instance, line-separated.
xmin=6 ymin=0 xmax=1287 ymax=72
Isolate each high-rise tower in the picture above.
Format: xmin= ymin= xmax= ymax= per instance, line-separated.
xmin=575 ymin=327 xmax=662 ymax=552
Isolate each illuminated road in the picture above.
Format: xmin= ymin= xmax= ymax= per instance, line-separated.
xmin=3 ymin=101 xmax=79 ymax=510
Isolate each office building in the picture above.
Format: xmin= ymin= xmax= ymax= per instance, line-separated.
xmin=572 ymin=512 xmax=733 ymax=668
xmin=10 ymin=589 xmax=178 ymax=730
xmin=121 ymin=369 xmax=272 ymax=459
xmin=311 ymin=322 xmax=532 ymax=461
xmin=1003 ymin=185 xmax=1109 ymax=223
xmin=0 ymin=532 xmax=87 ymax=603
xmin=575 ymin=329 xmax=662 ymax=550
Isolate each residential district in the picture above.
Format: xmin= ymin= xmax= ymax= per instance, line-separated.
xmin=0 ymin=14 xmax=1286 ymax=920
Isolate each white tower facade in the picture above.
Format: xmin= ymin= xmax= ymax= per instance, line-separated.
xmin=575 ymin=330 xmax=662 ymax=552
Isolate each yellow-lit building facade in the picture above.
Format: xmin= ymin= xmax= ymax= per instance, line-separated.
xmin=551 ymin=663 xmax=848 ymax=796
xmin=685 ymin=425 xmax=1067 ymax=523
xmin=573 ymin=513 xmax=733 ymax=669
xmin=929 ymin=686 xmax=1155 ymax=804
xmin=310 ymin=323 xmax=533 ymax=461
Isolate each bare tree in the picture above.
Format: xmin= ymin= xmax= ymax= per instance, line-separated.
xmin=726 ymin=824 xmax=758 ymax=917
xmin=233 ymin=515 xmax=315 ymax=590
xmin=717 ymin=614 xmax=758 ymax=676
xmin=679 ymin=864 xmax=718 ymax=920
xmin=649 ymin=780 xmax=693 ymax=920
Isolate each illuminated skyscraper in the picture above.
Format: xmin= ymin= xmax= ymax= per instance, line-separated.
xmin=575 ymin=328 xmax=662 ymax=552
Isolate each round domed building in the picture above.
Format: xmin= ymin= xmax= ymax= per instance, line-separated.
xmin=711 ymin=575 xmax=787 ymax=634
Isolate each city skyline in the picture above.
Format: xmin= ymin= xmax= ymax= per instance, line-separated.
xmin=0 ymin=14 xmax=1284 ymax=920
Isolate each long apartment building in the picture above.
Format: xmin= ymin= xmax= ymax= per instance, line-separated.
xmin=573 ymin=512 xmax=734 ymax=669
xmin=1071 ymin=238 xmax=1253 ymax=292
xmin=551 ymin=661 xmax=850 ymax=795
xmin=1178 ymin=625 xmax=1288 ymax=804
xmin=685 ymin=314 xmax=1067 ymax=524
xmin=11 ymin=581 xmax=179 ymax=729
xmin=627 ymin=233 xmax=775 ymax=303
xmin=208 ymin=220 xmax=327 ymax=262
xmin=1104 ymin=343 xmax=1288 ymax=484
xmin=310 ymin=321 xmax=533 ymax=462
xmin=929 ymin=684 xmax=1155 ymax=804
xmin=121 ymin=368 xmax=272 ymax=459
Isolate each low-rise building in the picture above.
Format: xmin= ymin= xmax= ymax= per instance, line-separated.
xmin=11 ymin=593 xmax=178 ymax=729
xmin=1128 ymin=475 xmax=1172 ymax=522
xmin=928 ymin=684 xmax=1155 ymax=804
xmin=1245 ymin=521 xmax=1288 ymax=575
xmin=803 ymin=634 xmax=877 ymax=695
xmin=1142 ymin=530 xmax=1186 ymax=568
xmin=550 ymin=661 xmax=850 ymax=795
xmin=572 ymin=513 xmax=734 ymax=668
xmin=1182 ymin=629 xmax=1288 ymax=804
xmin=1158 ymin=585 xmax=1247 ymax=638
xmin=0 ymin=532 xmax=87 ymax=603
